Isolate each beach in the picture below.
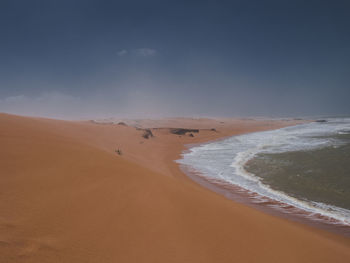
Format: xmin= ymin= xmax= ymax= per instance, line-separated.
xmin=1 ymin=113 xmax=350 ymax=262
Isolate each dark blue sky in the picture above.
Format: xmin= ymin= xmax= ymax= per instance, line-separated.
xmin=0 ymin=0 xmax=349 ymax=118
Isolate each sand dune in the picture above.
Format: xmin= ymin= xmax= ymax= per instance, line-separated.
xmin=0 ymin=113 xmax=349 ymax=262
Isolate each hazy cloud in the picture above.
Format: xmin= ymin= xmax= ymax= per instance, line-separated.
xmin=0 ymin=90 xmax=177 ymax=120
xmin=0 ymin=92 xmax=86 ymax=119
xmin=133 ymin=48 xmax=157 ymax=57
xmin=117 ymin=49 xmax=128 ymax=56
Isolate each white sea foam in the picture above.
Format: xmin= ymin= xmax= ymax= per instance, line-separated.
xmin=177 ymin=118 xmax=350 ymax=225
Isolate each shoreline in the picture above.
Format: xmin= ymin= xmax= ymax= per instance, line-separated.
xmin=175 ymin=123 xmax=350 ymax=237
xmin=175 ymin=122 xmax=350 ymax=237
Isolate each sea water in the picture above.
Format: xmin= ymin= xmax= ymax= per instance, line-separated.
xmin=177 ymin=118 xmax=350 ymax=225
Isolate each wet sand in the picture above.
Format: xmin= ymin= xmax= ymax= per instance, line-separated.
xmin=1 ymin=113 xmax=349 ymax=262
xmin=181 ymin=165 xmax=350 ymax=238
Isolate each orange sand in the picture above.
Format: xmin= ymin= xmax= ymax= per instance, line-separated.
xmin=1 ymin=113 xmax=349 ymax=262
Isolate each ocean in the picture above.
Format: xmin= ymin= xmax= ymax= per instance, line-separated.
xmin=177 ymin=118 xmax=350 ymax=228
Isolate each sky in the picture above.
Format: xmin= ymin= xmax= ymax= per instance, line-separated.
xmin=0 ymin=0 xmax=349 ymax=119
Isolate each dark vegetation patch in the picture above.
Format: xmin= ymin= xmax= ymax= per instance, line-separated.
xmin=142 ymin=129 xmax=154 ymax=139
xmin=169 ymin=128 xmax=199 ymax=135
xmin=134 ymin=127 xmax=154 ymax=139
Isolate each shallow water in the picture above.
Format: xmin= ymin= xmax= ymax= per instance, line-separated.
xmin=245 ymin=135 xmax=350 ymax=211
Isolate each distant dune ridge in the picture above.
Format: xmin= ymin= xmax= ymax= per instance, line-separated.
xmin=0 ymin=113 xmax=349 ymax=262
